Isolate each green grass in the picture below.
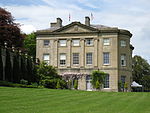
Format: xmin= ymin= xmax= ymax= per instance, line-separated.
xmin=0 ymin=87 xmax=150 ymax=113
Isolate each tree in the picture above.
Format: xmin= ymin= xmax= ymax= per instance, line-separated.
xmin=132 ymin=55 xmax=150 ymax=84
xmin=132 ymin=55 xmax=150 ymax=91
xmin=0 ymin=48 xmax=3 ymax=80
xmin=142 ymin=75 xmax=150 ymax=91
xmin=91 ymin=70 xmax=106 ymax=89
xmin=0 ymin=7 xmax=24 ymax=47
xmin=23 ymin=33 xmax=36 ymax=58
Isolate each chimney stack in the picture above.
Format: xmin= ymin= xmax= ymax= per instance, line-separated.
xmin=56 ymin=18 xmax=62 ymax=27
xmin=50 ymin=17 xmax=62 ymax=27
xmin=85 ymin=16 xmax=90 ymax=26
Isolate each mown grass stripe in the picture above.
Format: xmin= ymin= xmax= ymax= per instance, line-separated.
xmin=0 ymin=87 xmax=150 ymax=113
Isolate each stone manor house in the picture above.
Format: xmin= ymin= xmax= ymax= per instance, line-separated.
xmin=36 ymin=17 xmax=134 ymax=92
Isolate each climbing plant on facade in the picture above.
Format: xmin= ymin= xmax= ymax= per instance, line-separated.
xmin=91 ymin=70 xmax=106 ymax=89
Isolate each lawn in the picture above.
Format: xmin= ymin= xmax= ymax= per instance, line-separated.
xmin=0 ymin=87 xmax=150 ymax=113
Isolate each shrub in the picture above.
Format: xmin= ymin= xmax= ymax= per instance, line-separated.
xmin=31 ymin=82 xmax=39 ymax=87
xmin=74 ymin=80 xmax=78 ymax=89
xmin=56 ymin=80 xmax=61 ymax=89
xmin=36 ymin=62 xmax=59 ymax=81
xmin=40 ymin=79 xmax=57 ymax=89
xmin=0 ymin=81 xmax=38 ymax=88
xmin=20 ymin=79 xmax=28 ymax=85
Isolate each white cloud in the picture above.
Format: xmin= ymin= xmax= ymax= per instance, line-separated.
xmin=1 ymin=0 xmax=150 ymax=63
xmin=20 ymin=24 xmax=36 ymax=34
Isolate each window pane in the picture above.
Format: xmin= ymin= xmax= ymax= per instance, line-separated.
xmin=103 ymin=38 xmax=110 ymax=45
xmin=86 ymin=39 xmax=93 ymax=46
xmin=103 ymin=52 xmax=109 ymax=64
xmin=43 ymin=53 xmax=49 ymax=64
xmin=73 ymin=53 xmax=79 ymax=64
xmin=121 ymin=40 xmax=126 ymax=47
xmin=60 ymin=40 xmax=66 ymax=46
xmin=43 ymin=54 xmax=49 ymax=60
xmin=60 ymin=54 xmax=66 ymax=60
xmin=60 ymin=54 xmax=66 ymax=65
xmin=121 ymin=54 xmax=126 ymax=66
xmin=86 ymin=53 xmax=92 ymax=64
xmin=44 ymin=40 xmax=50 ymax=46
xmin=73 ymin=40 xmax=79 ymax=46
xmin=104 ymin=75 xmax=109 ymax=88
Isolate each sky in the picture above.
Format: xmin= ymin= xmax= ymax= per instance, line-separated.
xmin=0 ymin=0 xmax=150 ymax=62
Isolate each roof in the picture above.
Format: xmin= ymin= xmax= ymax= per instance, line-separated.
xmin=37 ymin=23 xmax=113 ymax=32
xmin=36 ymin=21 xmax=132 ymax=37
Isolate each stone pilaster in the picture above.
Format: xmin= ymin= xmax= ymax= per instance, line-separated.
xmin=67 ymin=39 xmax=71 ymax=67
xmin=94 ymin=38 xmax=98 ymax=67
xmin=50 ymin=40 xmax=54 ymax=65
xmin=80 ymin=38 xmax=85 ymax=68
xmin=53 ymin=39 xmax=58 ymax=67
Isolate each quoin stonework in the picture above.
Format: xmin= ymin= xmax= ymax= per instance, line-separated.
xmin=36 ymin=17 xmax=134 ymax=92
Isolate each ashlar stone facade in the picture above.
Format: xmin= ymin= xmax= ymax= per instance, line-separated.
xmin=36 ymin=17 xmax=134 ymax=92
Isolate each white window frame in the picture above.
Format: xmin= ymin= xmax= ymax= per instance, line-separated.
xmin=103 ymin=52 xmax=110 ymax=65
xmin=73 ymin=53 xmax=79 ymax=65
xmin=86 ymin=39 xmax=93 ymax=46
xmin=121 ymin=54 xmax=126 ymax=66
xmin=43 ymin=40 xmax=50 ymax=46
xmin=120 ymin=40 xmax=126 ymax=47
xmin=86 ymin=53 xmax=92 ymax=65
xmin=59 ymin=40 xmax=66 ymax=46
xmin=60 ymin=53 xmax=66 ymax=66
xmin=72 ymin=39 xmax=80 ymax=46
xmin=43 ymin=53 xmax=50 ymax=65
xmin=103 ymin=38 xmax=110 ymax=46
xmin=104 ymin=74 xmax=109 ymax=88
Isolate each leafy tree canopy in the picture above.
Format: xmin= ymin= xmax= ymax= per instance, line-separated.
xmin=132 ymin=55 xmax=150 ymax=84
xmin=0 ymin=7 xmax=24 ymax=47
xmin=23 ymin=33 xmax=36 ymax=58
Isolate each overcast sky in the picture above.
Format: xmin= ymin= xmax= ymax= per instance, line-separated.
xmin=0 ymin=0 xmax=150 ymax=62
